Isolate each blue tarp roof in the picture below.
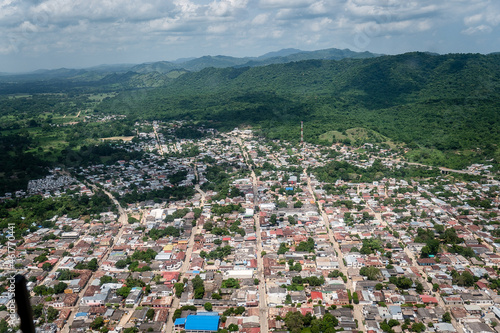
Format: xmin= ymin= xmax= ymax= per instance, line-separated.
xmin=185 ymin=315 xmax=220 ymax=331
xmin=174 ymin=318 xmax=186 ymax=326
xmin=75 ymin=312 xmax=88 ymax=317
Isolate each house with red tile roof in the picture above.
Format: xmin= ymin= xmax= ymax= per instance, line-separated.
xmin=310 ymin=291 xmax=323 ymax=301
xmin=419 ymin=295 xmax=438 ymax=304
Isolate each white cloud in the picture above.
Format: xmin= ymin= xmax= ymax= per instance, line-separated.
xmin=309 ymin=17 xmax=333 ymax=32
xmin=275 ymin=8 xmax=294 ymax=20
xmin=18 ymin=21 xmax=40 ymax=34
xmin=464 ymin=13 xmax=483 ymax=26
xmin=0 ymin=42 xmax=17 ymax=55
xmin=271 ymin=29 xmax=284 ymax=38
xmin=308 ymin=1 xmax=330 ymax=15
xmin=1 ymin=0 xmax=500 ymax=71
xmin=252 ymin=13 xmax=269 ymax=25
xmin=484 ymin=6 xmax=500 ymax=26
xmin=207 ymin=24 xmax=228 ymax=33
xmin=259 ymin=0 xmax=315 ymax=9
xmin=209 ymin=0 xmax=248 ymax=17
xmin=462 ymin=24 xmax=492 ymax=35
xmin=459 ymin=2 xmax=500 ymax=35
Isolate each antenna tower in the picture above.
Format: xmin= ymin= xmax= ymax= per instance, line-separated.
xmin=300 ymin=121 xmax=304 ymax=145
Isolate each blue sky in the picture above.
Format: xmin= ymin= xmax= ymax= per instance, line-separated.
xmin=1 ymin=0 xmax=500 ymax=72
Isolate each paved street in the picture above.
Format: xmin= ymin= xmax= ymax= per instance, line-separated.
xmin=236 ymin=136 xmax=269 ymax=332
xmin=304 ymin=169 xmax=366 ymax=331
xmin=61 ymin=186 xmax=128 ymax=333
xmin=164 ymin=185 xmax=204 ymax=333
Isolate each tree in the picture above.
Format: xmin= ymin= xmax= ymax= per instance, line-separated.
xmin=295 ymin=237 xmax=315 ymax=253
xmin=87 ymin=258 xmax=98 ymax=271
xmin=360 ymin=238 xmax=383 ymax=255
xmin=203 ymin=222 xmax=213 ymax=231
xmin=115 ymin=259 xmax=128 ymax=269
xmin=415 ymin=282 xmax=424 ymax=294
xmin=380 ymin=320 xmax=392 ymax=332
xmin=285 ymin=311 xmax=304 ymax=332
xmin=453 ymin=270 xmax=475 ymax=287
xmin=33 ymin=285 xmax=54 ymax=296
xmin=442 ymin=312 xmax=452 ymax=323
xmin=389 ymin=276 xmax=413 ymax=289
xmin=90 ymin=316 xmax=105 ymax=330
xmin=321 ymin=313 xmax=338 ymax=332
xmin=353 ymin=292 xmax=359 ymax=304
xmin=174 ymin=283 xmax=184 ymax=298
xmin=277 ymin=243 xmax=288 ymax=255
xmin=42 ymin=262 xmax=53 ymax=271
xmin=328 ymin=270 xmax=343 ymax=278
xmin=359 ymin=266 xmax=381 ymax=280
xmin=54 ymin=282 xmax=68 ymax=294
xmin=420 ymin=239 xmax=440 ymax=258
xmin=228 ymin=324 xmax=239 ymax=331
xmin=33 ymin=304 xmax=43 ymax=319
xmin=204 ymin=302 xmax=213 ymax=311
xmin=146 ymin=308 xmax=155 ymax=321
xmin=192 ymin=275 xmax=205 ymax=299
xmin=442 ymin=228 xmax=461 ymax=244
xmin=123 ymin=328 xmax=138 ymax=333
xmin=221 ymin=278 xmax=240 ymax=289
xmin=234 ymin=306 xmax=245 ymax=315
xmin=34 ymin=254 xmax=48 ymax=263
xmin=388 ymin=319 xmax=400 ymax=327
xmin=411 ymin=322 xmax=426 ymax=332
xmin=47 ymin=306 xmax=59 ymax=322
xmin=116 ymin=286 xmax=131 ymax=298
xmin=269 ymin=214 xmax=277 ymax=226
xmin=100 ymin=276 xmax=114 ymax=285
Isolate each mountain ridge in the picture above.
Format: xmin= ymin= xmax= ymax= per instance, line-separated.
xmin=0 ymin=47 xmax=381 ymax=78
xmin=94 ymin=51 xmax=500 ymax=168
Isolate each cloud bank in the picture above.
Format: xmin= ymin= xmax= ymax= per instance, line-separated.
xmin=0 ymin=0 xmax=499 ymax=71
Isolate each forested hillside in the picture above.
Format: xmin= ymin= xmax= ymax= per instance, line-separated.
xmin=95 ymin=52 xmax=500 ymax=167
xmin=1 ymin=51 xmax=499 ymax=189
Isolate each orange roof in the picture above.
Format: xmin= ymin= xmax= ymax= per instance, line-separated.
xmin=419 ymin=295 xmax=438 ymax=303
xmin=310 ymin=291 xmax=323 ymax=300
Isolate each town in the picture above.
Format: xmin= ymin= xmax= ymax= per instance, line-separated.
xmin=2 ymin=121 xmax=500 ymax=333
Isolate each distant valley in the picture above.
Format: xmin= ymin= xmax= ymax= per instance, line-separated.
xmin=0 ymin=48 xmax=500 ymax=194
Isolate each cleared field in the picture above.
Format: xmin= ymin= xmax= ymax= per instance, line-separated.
xmin=101 ymin=136 xmax=134 ymax=141
xmin=88 ymin=93 xmax=117 ymax=101
xmin=320 ymin=127 xmax=396 ymax=148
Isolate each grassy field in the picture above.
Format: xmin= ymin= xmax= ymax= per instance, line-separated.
xmin=51 ymin=116 xmax=80 ymax=124
xmin=87 ymin=93 xmax=117 ymax=102
xmin=7 ymin=94 xmax=32 ymax=99
xmin=319 ymin=127 xmax=397 ymax=148
xmin=101 ymin=136 xmax=134 ymax=141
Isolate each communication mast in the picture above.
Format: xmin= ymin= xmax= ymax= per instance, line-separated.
xmin=300 ymin=121 xmax=304 ymax=145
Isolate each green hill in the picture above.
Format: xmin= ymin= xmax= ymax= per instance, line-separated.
xmin=96 ymin=52 xmax=500 ymax=167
